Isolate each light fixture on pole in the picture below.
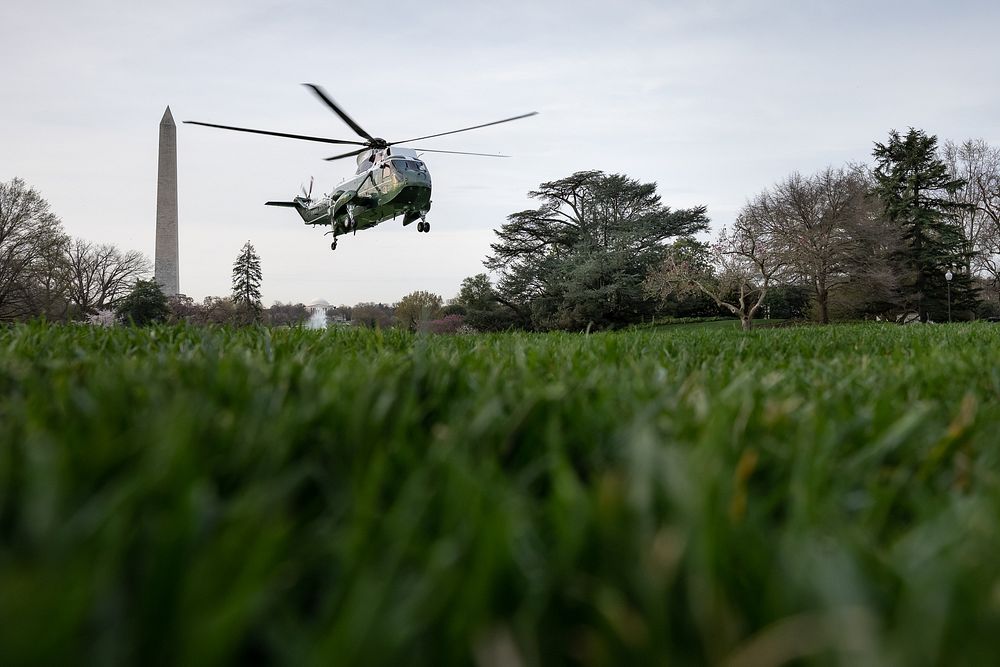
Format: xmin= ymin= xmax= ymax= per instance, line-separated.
xmin=945 ymin=266 xmax=954 ymax=323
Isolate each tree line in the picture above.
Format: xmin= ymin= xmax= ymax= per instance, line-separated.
xmin=0 ymin=178 xmax=150 ymax=321
xmin=8 ymin=126 xmax=999 ymax=331
xmin=458 ymin=128 xmax=1000 ymax=331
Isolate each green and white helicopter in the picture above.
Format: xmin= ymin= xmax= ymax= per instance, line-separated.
xmin=185 ymin=84 xmax=536 ymax=250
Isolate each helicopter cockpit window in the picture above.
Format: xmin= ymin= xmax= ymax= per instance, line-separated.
xmin=391 ymin=159 xmax=425 ymax=172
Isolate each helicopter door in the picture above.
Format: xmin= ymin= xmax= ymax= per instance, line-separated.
xmin=378 ymin=162 xmax=395 ymax=194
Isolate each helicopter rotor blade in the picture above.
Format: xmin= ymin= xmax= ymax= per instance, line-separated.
xmin=389 ymin=111 xmax=537 ymax=146
xmin=323 ymin=147 xmax=369 ymax=162
xmin=303 ymin=84 xmax=375 ymax=142
xmin=406 ymin=147 xmax=511 ymax=158
xmin=183 ymin=121 xmax=367 ymax=146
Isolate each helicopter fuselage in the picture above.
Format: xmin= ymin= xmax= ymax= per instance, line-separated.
xmin=275 ymin=150 xmax=432 ymax=239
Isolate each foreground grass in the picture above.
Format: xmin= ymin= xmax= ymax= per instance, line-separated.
xmin=2 ymin=323 xmax=1000 ymax=666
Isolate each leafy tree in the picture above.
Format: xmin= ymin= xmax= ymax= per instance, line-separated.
xmin=441 ymin=303 xmax=467 ymax=317
xmin=762 ymin=285 xmax=811 ymax=320
xmin=454 ymin=273 xmax=512 ymax=331
xmin=486 ymin=171 xmax=709 ymax=330
xmin=0 ymin=178 xmax=69 ymax=321
xmin=231 ymin=240 xmax=262 ymax=323
xmin=394 ymin=291 xmax=443 ymax=331
xmin=872 ymin=129 xmax=976 ymax=321
xmin=114 ymin=279 xmax=169 ymax=325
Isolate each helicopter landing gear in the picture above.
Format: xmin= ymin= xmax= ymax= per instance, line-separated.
xmin=417 ymin=214 xmax=430 ymax=233
xmin=347 ymin=206 xmax=358 ymax=235
xmin=330 ymin=238 xmax=338 ymax=251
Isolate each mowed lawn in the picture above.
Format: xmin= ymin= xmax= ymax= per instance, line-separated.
xmin=2 ymin=322 xmax=999 ymax=665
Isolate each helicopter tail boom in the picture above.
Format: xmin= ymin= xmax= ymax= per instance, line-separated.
xmin=265 ymin=198 xmax=327 ymax=225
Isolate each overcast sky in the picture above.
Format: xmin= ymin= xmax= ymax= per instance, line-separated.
xmin=3 ymin=0 xmax=999 ymax=305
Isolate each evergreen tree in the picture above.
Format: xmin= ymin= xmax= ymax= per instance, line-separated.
xmin=486 ymin=171 xmax=709 ymax=330
xmin=114 ymin=279 xmax=169 ymax=325
xmin=872 ymin=129 xmax=976 ymax=321
xmin=231 ymin=240 xmax=262 ymax=323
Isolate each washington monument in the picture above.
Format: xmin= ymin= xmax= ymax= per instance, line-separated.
xmin=155 ymin=106 xmax=179 ymax=296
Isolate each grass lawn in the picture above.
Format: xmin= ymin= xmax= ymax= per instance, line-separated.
xmin=650 ymin=317 xmax=786 ymax=331
xmin=2 ymin=322 xmax=999 ymax=665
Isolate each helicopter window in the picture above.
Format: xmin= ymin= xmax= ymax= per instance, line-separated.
xmin=391 ymin=159 xmax=425 ymax=172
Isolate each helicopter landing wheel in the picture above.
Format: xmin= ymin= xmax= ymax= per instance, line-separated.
xmin=330 ymin=239 xmax=338 ymax=251
xmin=417 ymin=221 xmax=426 ymax=233
xmin=424 ymin=222 xmax=431 ymax=233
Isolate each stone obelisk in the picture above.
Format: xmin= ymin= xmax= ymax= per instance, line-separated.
xmin=154 ymin=106 xmax=179 ymax=296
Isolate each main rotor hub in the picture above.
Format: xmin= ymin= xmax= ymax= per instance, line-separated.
xmin=369 ymin=138 xmax=388 ymax=149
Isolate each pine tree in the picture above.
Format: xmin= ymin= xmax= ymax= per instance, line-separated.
xmin=872 ymin=129 xmax=976 ymax=321
xmin=231 ymin=240 xmax=262 ymax=323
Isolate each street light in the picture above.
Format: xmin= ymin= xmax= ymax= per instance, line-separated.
xmin=945 ymin=266 xmax=954 ymax=323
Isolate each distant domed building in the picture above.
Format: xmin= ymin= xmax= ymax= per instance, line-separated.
xmin=306 ymin=298 xmax=330 ymax=312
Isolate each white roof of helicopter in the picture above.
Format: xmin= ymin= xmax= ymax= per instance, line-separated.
xmin=355 ymin=146 xmax=420 ymax=165
xmin=388 ymin=147 xmax=419 ymax=159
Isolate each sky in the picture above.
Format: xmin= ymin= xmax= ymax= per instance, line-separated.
xmin=3 ymin=0 xmax=999 ymax=306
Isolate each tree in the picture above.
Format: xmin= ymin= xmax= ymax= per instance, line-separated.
xmin=454 ymin=273 xmax=512 ymax=331
xmin=646 ymin=210 xmax=786 ymax=331
xmin=942 ymin=139 xmax=1000 ymax=302
xmin=872 ymin=129 xmax=976 ymax=321
xmin=66 ymin=238 xmax=151 ymax=316
xmin=747 ymin=167 xmax=874 ymax=323
xmin=832 ymin=188 xmax=907 ymax=319
xmin=394 ymin=291 xmax=443 ymax=331
xmin=231 ymin=240 xmax=262 ymax=323
xmin=486 ymin=171 xmax=709 ymax=330
xmin=115 ymin=279 xmax=169 ymax=325
xmin=0 ymin=178 xmax=69 ymax=321
xmin=350 ymin=302 xmax=393 ymax=328
xmin=266 ymin=302 xmax=310 ymax=327
xmin=22 ymin=227 xmax=72 ymax=321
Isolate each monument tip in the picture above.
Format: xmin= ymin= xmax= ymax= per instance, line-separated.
xmin=160 ymin=106 xmax=175 ymax=126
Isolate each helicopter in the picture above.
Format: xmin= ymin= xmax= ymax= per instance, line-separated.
xmin=184 ymin=84 xmax=536 ymax=250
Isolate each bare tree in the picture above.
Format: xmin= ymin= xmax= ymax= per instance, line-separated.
xmin=350 ymin=302 xmax=394 ymax=329
xmin=0 ymin=178 xmax=68 ymax=321
xmin=66 ymin=238 xmax=151 ymax=316
xmin=754 ymin=168 xmax=873 ymax=323
xmin=24 ymin=229 xmax=72 ymax=320
xmin=646 ymin=210 xmax=785 ymax=331
xmin=942 ymin=139 xmax=1000 ymax=299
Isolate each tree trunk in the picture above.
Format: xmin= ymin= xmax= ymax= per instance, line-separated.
xmin=741 ymin=314 xmax=753 ymax=331
xmin=818 ymin=288 xmax=829 ymax=324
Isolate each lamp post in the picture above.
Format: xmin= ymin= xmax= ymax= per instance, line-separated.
xmin=945 ymin=267 xmax=953 ymax=323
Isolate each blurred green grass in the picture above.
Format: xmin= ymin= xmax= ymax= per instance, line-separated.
xmin=2 ymin=322 xmax=1000 ymax=666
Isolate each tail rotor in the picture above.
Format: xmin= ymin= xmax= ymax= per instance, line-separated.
xmin=300 ymin=176 xmax=314 ymax=201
